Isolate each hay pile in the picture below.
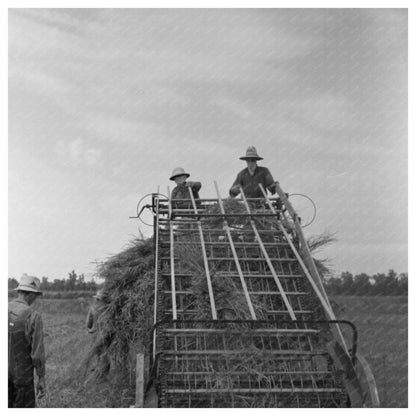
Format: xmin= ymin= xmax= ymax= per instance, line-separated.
xmin=85 ymin=200 xmax=335 ymax=406
xmin=97 ymin=236 xmax=155 ymax=357
xmin=82 ymin=237 xmax=155 ymax=403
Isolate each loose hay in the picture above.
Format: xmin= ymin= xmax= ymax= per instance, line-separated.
xmin=86 ymin=201 xmax=335 ymax=406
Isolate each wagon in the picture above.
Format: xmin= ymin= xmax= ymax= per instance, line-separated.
xmin=141 ymin=182 xmax=379 ymax=408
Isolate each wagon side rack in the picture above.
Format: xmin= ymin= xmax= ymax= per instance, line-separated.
xmin=139 ymin=181 xmax=379 ymax=408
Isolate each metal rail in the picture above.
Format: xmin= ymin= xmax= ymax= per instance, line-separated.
xmin=153 ymin=318 xmax=358 ymax=365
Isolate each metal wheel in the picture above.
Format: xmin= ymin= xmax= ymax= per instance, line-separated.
xmin=135 ymin=193 xmax=168 ymax=227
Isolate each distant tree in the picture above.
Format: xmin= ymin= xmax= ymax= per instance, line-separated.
xmin=52 ymin=278 xmax=65 ymax=291
xmin=371 ymin=270 xmax=399 ymax=295
xmin=397 ymin=273 xmax=408 ymax=295
xmin=66 ymin=270 xmax=78 ymax=291
xmin=85 ymin=279 xmax=98 ymax=292
xmin=324 ymin=277 xmax=343 ymax=295
xmin=353 ymin=273 xmax=372 ymax=295
xmin=77 ymin=273 xmax=86 ymax=290
xmin=323 ymin=269 xmax=407 ymax=296
xmin=40 ymin=277 xmax=50 ymax=291
xmin=340 ymin=272 xmax=354 ymax=294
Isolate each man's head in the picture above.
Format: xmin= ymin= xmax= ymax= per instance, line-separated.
xmin=170 ymin=167 xmax=190 ymax=185
xmin=15 ymin=275 xmax=42 ymax=305
xmin=245 ymin=158 xmax=258 ymax=171
xmin=93 ymin=289 xmax=108 ymax=303
xmin=240 ymin=146 xmax=263 ymax=171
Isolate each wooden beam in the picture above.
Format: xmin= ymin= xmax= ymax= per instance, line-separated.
xmin=214 ymin=181 xmax=257 ymax=320
xmin=135 ymin=353 xmax=145 ymax=408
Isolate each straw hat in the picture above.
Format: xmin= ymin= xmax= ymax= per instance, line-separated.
xmin=93 ymin=289 xmax=106 ymax=300
xmin=239 ymin=146 xmax=263 ymax=161
xmin=15 ymin=274 xmax=42 ymax=294
xmin=169 ymin=167 xmax=190 ymax=181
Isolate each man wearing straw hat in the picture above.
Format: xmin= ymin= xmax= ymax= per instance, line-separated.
xmin=169 ymin=167 xmax=202 ymax=209
xmin=84 ymin=289 xmax=114 ymax=380
xmin=229 ymin=146 xmax=277 ymax=199
xmin=86 ymin=289 xmax=108 ymax=333
xmin=8 ymin=274 xmax=45 ymax=408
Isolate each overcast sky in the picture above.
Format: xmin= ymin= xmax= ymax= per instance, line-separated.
xmin=8 ymin=8 xmax=408 ymax=280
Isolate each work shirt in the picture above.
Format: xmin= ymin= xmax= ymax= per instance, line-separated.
xmin=229 ymin=166 xmax=276 ymax=198
xmin=8 ymin=298 xmax=45 ymax=384
xmin=171 ymin=181 xmax=201 ymax=201
xmin=171 ymin=181 xmax=202 ymax=211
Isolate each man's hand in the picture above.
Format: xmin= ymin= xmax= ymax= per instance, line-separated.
xmin=229 ymin=186 xmax=240 ymax=197
xmin=36 ymin=376 xmax=46 ymax=399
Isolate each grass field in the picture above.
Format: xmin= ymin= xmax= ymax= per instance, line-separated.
xmin=32 ymin=296 xmax=407 ymax=408
xmin=333 ymin=296 xmax=408 ymax=408
xmin=33 ymin=298 xmax=136 ymax=408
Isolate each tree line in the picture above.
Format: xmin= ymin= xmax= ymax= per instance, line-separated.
xmin=9 ymin=269 xmax=407 ymax=296
xmin=8 ymin=270 xmax=99 ymax=292
xmin=324 ymin=269 xmax=408 ymax=296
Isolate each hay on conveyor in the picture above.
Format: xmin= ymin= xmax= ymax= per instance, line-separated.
xmin=86 ymin=199 xmax=335 ymax=405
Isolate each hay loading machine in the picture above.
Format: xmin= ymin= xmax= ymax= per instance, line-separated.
xmin=140 ymin=181 xmax=379 ymax=408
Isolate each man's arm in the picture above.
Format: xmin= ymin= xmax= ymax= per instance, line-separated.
xmin=187 ymin=181 xmax=202 ymax=192
xmin=86 ymin=308 xmax=95 ymax=332
xmin=263 ymin=168 xmax=277 ymax=194
xmin=229 ymin=172 xmax=242 ymax=197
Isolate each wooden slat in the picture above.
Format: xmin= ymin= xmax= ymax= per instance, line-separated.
xmin=188 ymin=187 xmax=217 ymax=320
xmin=167 ymin=187 xmax=177 ymax=320
xmin=240 ymin=188 xmax=297 ymax=321
xmin=214 ymin=181 xmax=257 ymax=319
xmin=153 ymin=195 xmax=161 ymax=360
xmin=259 ymin=184 xmax=350 ymax=355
